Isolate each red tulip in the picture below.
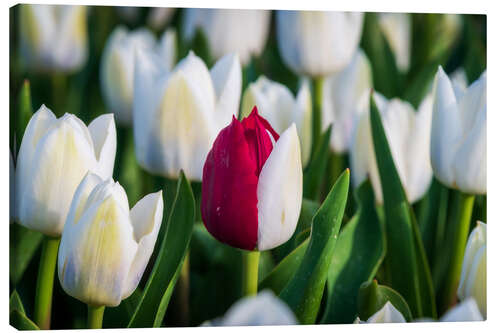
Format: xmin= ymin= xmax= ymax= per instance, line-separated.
xmin=201 ymin=106 xmax=303 ymax=251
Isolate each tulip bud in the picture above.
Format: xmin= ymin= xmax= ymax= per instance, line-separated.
xmin=100 ymin=26 xmax=176 ymax=125
xmin=241 ymin=76 xmax=312 ymax=165
xmin=350 ymin=93 xmax=433 ymax=203
xmin=354 ymin=302 xmax=406 ymax=324
xmin=440 ymin=298 xmax=483 ymax=322
xmin=182 ymin=9 xmax=271 ymax=65
xmin=133 ymin=50 xmax=241 ymax=180
xmin=19 ymin=4 xmax=88 ymax=72
xmin=15 ymin=105 xmax=116 ymax=236
xmin=58 ymin=173 xmax=163 ymax=307
xmin=378 ymin=13 xmax=412 ymax=72
xmin=201 ymin=108 xmax=302 ymax=251
xmin=276 ymin=11 xmax=364 ymax=77
xmin=321 ymin=49 xmax=372 ymax=153
xmin=203 ymin=290 xmax=297 ymax=326
xmin=431 ymin=67 xmax=486 ymax=194
xmin=457 ymin=221 xmax=486 ymax=317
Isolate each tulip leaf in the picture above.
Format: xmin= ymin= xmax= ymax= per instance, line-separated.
xmin=369 ymin=95 xmax=436 ymax=318
xmin=10 ymin=223 xmax=44 ymax=285
xmin=357 ymin=280 xmax=413 ymax=322
xmin=10 ymin=290 xmax=26 ymax=315
xmin=403 ymin=60 xmax=440 ymax=108
xmin=320 ymin=180 xmax=386 ymax=324
xmin=361 ymin=13 xmax=401 ymax=99
xmin=259 ymin=238 xmax=309 ymax=295
xmin=279 ymin=169 xmax=350 ymax=324
xmin=128 ymin=171 xmax=195 ymax=328
xmin=303 ymin=125 xmax=332 ymax=200
xmin=10 ymin=309 xmax=39 ymax=330
xmin=11 ymin=80 xmax=33 ymax=153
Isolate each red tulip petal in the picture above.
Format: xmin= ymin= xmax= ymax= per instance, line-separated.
xmin=201 ymin=116 xmax=259 ymax=250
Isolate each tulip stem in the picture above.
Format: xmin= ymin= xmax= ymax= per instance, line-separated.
xmin=439 ymin=191 xmax=475 ymax=313
xmin=51 ymin=73 xmax=66 ymax=117
xmin=87 ymin=305 xmax=105 ymax=329
xmin=34 ymin=236 xmax=60 ymax=330
xmin=312 ymin=77 xmax=324 ymax=150
xmin=242 ymin=250 xmax=260 ymax=297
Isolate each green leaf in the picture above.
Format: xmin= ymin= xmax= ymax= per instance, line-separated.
xmin=190 ymin=27 xmax=213 ymax=67
xmin=320 ymin=180 xmax=386 ymax=324
xmin=10 ymin=290 xmax=25 ymax=315
xmin=403 ymin=61 xmax=440 ymax=108
xmin=10 ymin=223 xmax=44 ymax=285
xmin=10 ymin=310 xmax=39 ymax=330
xmin=279 ymin=170 xmax=350 ymax=324
xmin=11 ymin=80 xmax=33 ymax=153
xmin=128 ymin=171 xmax=195 ymax=328
xmin=369 ymin=95 xmax=436 ymax=318
xmin=303 ymin=125 xmax=332 ymax=200
xmin=357 ymin=280 xmax=412 ymax=322
xmin=361 ymin=13 xmax=401 ymax=98
xmin=259 ymin=238 xmax=309 ymax=295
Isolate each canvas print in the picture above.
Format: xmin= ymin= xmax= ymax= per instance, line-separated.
xmin=9 ymin=3 xmax=486 ymax=330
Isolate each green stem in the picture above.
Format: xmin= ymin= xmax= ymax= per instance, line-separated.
xmin=439 ymin=191 xmax=475 ymax=313
xmin=34 ymin=236 xmax=60 ymax=330
xmin=241 ymin=250 xmax=260 ymax=297
xmin=87 ymin=305 xmax=105 ymax=329
xmin=312 ymin=77 xmax=324 ymax=150
xmin=51 ymin=73 xmax=66 ymax=117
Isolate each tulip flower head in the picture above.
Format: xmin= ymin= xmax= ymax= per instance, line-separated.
xmin=354 ymin=302 xmax=406 ymax=324
xmin=58 ymin=173 xmax=163 ymax=307
xmin=201 ymin=107 xmax=302 ymax=251
xmin=431 ymin=67 xmax=486 ymax=194
xmin=133 ymin=50 xmax=242 ymax=180
xmin=276 ymin=10 xmax=364 ymax=77
xmin=19 ymin=4 xmax=88 ymax=72
xmin=378 ymin=13 xmax=411 ymax=72
xmin=440 ymin=298 xmax=483 ymax=322
xmin=321 ymin=49 xmax=372 ymax=153
xmin=15 ymin=105 xmax=116 ymax=236
xmin=458 ymin=221 xmax=486 ymax=317
xmin=182 ymin=8 xmax=271 ymax=65
xmin=241 ymin=76 xmax=312 ymax=165
xmin=100 ymin=26 xmax=176 ymax=125
xmin=350 ymin=93 xmax=434 ymax=204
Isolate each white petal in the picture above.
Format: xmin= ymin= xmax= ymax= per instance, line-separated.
xmin=210 ymin=53 xmax=242 ymax=130
xmin=440 ymin=298 xmax=483 ymax=322
xmin=88 ymin=114 xmax=117 ymax=179
xmin=18 ymin=116 xmax=97 ymax=236
xmin=378 ymin=13 xmax=411 ymax=72
xmin=58 ymin=195 xmax=137 ymax=307
xmin=293 ymin=80 xmax=313 ymax=166
xmin=158 ymin=28 xmax=177 ymax=71
xmin=122 ymin=191 xmax=164 ymax=299
xmin=84 ymin=179 xmax=130 ymax=213
xmin=257 ymin=124 xmax=302 ymax=251
xmin=430 ymin=67 xmax=462 ymax=188
xmin=366 ymin=302 xmax=406 ymax=323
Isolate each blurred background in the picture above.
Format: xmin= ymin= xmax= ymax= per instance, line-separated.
xmin=9 ymin=5 xmax=486 ymax=328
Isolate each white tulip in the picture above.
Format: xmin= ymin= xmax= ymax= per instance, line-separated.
xmin=457 ymin=221 xmax=486 ymax=317
xmin=15 ymin=105 xmax=116 ymax=236
xmin=431 ymin=67 xmax=486 ymax=194
xmin=100 ymin=26 xmax=176 ymax=125
xmin=133 ymin=50 xmax=241 ymax=180
xmin=354 ymin=302 xmax=406 ymax=323
xmin=19 ymin=4 xmax=88 ymax=72
xmin=203 ymin=290 xmax=297 ymax=326
xmin=440 ymin=298 xmax=483 ymax=322
xmin=321 ymin=49 xmax=372 ymax=153
xmin=241 ymin=76 xmax=312 ymax=165
xmin=58 ymin=173 xmax=163 ymax=306
xmin=276 ymin=11 xmax=364 ymax=77
xmin=378 ymin=13 xmax=411 ymax=72
xmin=350 ymin=93 xmax=433 ymax=203
xmin=182 ymin=9 xmax=270 ymax=65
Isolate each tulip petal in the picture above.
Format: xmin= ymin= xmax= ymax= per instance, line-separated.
xmin=58 ymin=195 xmax=137 ymax=307
xmin=88 ymin=114 xmax=117 ymax=179
xmin=201 ymin=117 xmax=259 ymax=250
xmin=210 ymin=53 xmax=242 ymax=130
xmin=293 ymin=80 xmax=313 ymax=165
xmin=65 ymin=172 xmax=103 ymax=232
xmin=257 ymin=124 xmax=302 ymax=251
xmin=158 ymin=28 xmax=177 ymax=71
xmin=18 ymin=116 xmax=97 ymax=236
xmin=440 ymin=298 xmax=483 ymax=322
xmin=366 ymin=302 xmax=406 ymax=323
xmin=121 ymin=190 xmax=163 ymax=299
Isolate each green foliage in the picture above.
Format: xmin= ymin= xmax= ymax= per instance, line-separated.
xmin=279 ymin=170 xmax=350 ymax=324
xmin=10 ymin=224 xmax=44 ymax=286
xmin=303 ymin=125 xmax=332 ymax=200
xmin=128 ymin=172 xmax=195 ymax=328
